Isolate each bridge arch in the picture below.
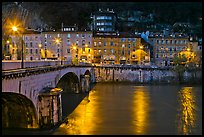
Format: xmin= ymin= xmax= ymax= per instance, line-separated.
xmin=84 ymin=69 xmax=91 ymax=76
xmin=56 ymin=72 xmax=80 ymax=93
xmin=2 ymin=92 xmax=38 ymax=129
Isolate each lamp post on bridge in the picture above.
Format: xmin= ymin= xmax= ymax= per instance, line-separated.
xmin=11 ymin=25 xmax=24 ymax=69
xmin=54 ymin=37 xmax=62 ymax=65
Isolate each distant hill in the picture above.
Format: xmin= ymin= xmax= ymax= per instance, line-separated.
xmin=2 ymin=2 xmax=202 ymax=31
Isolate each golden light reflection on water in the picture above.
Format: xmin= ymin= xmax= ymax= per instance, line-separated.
xmin=54 ymin=90 xmax=100 ymax=135
xmin=177 ymin=87 xmax=196 ymax=135
xmin=132 ymin=86 xmax=150 ymax=134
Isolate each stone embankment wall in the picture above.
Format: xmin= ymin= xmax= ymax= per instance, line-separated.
xmin=94 ymin=68 xmax=202 ymax=83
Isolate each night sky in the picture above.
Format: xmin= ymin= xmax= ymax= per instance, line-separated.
xmin=2 ymin=2 xmax=202 ymax=30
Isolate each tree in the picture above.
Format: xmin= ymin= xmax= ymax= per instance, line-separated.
xmin=72 ymin=58 xmax=78 ymax=65
xmin=173 ymin=55 xmax=187 ymax=83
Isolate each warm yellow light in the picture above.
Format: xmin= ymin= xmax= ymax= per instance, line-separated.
xmin=6 ymin=40 xmax=10 ymax=44
xmin=12 ymin=26 xmax=18 ymax=32
xmin=140 ymin=46 xmax=143 ymax=49
xmin=133 ymin=86 xmax=149 ymax=134
xmin=53 ymin=37 xmax=61 ymax=45
xmin=73 ymin=46 xmax=77 ymax=50
xmin=187 ymin=48 xmax=190 ymax=51
xmin=177 ymin=87 xmax=196 ymax=135
xmin=85 ymin=44 xmax=88 ymax=47
xmin=38 ymin=44 xmax=42 ymax=48
xmin=55 ymin=39 xmax=60 ymax=44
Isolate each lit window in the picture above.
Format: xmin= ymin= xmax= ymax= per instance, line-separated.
xmin=110 ymin=49 xmax=114 ymax=53
xmin=94 ymin=42 xmax=97 ymax=47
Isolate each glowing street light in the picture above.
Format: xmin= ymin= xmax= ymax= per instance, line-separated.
xmin=38 ymin=44 xmax=42 ymax=60
xmin=54 ymin=37 xmax=63 ymax=65
xmin=11 ymin=25 xmax=24 ymax=68
xmin=140 ymin=45 xmax=143 ymax=49
xmin=12 ymin=26 xmax=18 ymax=32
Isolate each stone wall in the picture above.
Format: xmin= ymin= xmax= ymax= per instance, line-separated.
xmin=94 ymin=67 xmax=202 ymax=83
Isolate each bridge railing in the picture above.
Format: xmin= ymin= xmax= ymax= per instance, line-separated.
xmin=2 ymin=60 xmax=72 ymax=70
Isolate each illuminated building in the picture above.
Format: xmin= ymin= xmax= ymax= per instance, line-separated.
xmin=92 ymin=34 xmax=150 ymax=65
xmin=149 ymin=33 xmax=194 ymax=66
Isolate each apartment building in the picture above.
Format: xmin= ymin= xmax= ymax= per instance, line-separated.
xmin=92 ymin=35 xmax=150 ymax=65
xmin=91 ymin=8 xmax=118 ymax=36
xmin=41 ymin=31 xmax=93 ymax=64
xmin=149 ymin=33 xmax=192 ymax=66
xmin=9 ymin=31 xmax=42 ymax=61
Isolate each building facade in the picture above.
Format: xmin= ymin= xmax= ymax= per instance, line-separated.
xmin=92 ymin=35 xmax=150 ymax=65
xmin=149 ymin=34 xmax=193 ymax=66
xmin=9 ymin=32 xmax=42 ymax=61
xmin=91 ymin=8 xmax=118 ymax=36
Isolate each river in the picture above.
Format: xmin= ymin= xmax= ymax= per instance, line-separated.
xmin=51 ymin=83 xmax=202 ymax=135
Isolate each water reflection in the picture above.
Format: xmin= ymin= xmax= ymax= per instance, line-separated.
xmin=177 ymin=87 xmax=196 ymax=135
xmin=53 ymin=90 xmax=99 ymax=135
xmin=132 ymin=86 xmax=150 ymax=134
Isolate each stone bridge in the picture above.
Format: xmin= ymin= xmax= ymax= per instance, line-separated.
xmin=2 ymin=65 xmax=96 ymax=129
xmin=2 ymin=64 xmax=201 ymax=129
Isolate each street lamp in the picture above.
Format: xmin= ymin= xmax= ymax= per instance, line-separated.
xmin=71 ymin=45 xmax=78 ymax=65
xmin=38 ymin=44 xmax=42 ymax=60
xmin=12 ymin=25 xmax=24 ymax=69
xmin=54 ymin=37 xmax=62 ymax=65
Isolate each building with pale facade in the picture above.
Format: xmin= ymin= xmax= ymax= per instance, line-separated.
xmin=9 ymin=31 xmax=42 ymax=61
xmin=149 ymin=33 xmax=197 ymax=66
xmin=92 ymin=35 xmax=150 ymax=65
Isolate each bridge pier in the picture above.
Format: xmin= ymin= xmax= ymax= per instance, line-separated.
xmin=84 ymin=75 xmax=90 ymax=92
xmin=38 ymin=89 xmax=63 ymax=128
xmin=80 ymin=75 xmax=90 ymax=93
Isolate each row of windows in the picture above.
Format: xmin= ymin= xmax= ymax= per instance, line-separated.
xmin=67 ymin=34 xmax=91 ymax=38
xmin=156 ymin=53 xmax=175 ymax=58
xmin=44 ymin=34 xmax=92 ymax=39
xmin=25 ymin=36 xmax=40 ymax=41
xmin=94 ymin=42 xmax=136 ymax=47
xmin=156 ymin=46 xmax=187 ymax=52
xmin=63 ymin=28 xmax=75 ymax=31
xmin=26 ymin=38 xmax=139 ymax=47
xmin=93 ymin=49 xmax=139 ymax=55
xmin=96 ymin=22 xmax=112 ymax=26
xmin=96 ymin=16 xmax=112 ymax=20
xmin=26 ymin=49 xmax=39 ymax=54
xmin=97 ymin=28 xmax=113 ymax=31
xmin=156 ymin=39 xmax=187 ymax=45
xmin=93 ymin=38 xmax=136 ymax=42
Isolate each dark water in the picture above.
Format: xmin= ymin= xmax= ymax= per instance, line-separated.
xmin=3 ymin=83 xmax=202 ymax=135
xmin=52 ymin=83 xmax=202 ymax=135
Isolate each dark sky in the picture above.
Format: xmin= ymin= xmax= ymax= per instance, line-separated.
xmin=39 ymin=2 xmax=202 ymax=28
xmin=3 ymin=2 xmax=202 ymax=29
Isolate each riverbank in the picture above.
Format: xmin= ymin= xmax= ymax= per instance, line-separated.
xmin=93 ymin=80 xmax=202 ymax=87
